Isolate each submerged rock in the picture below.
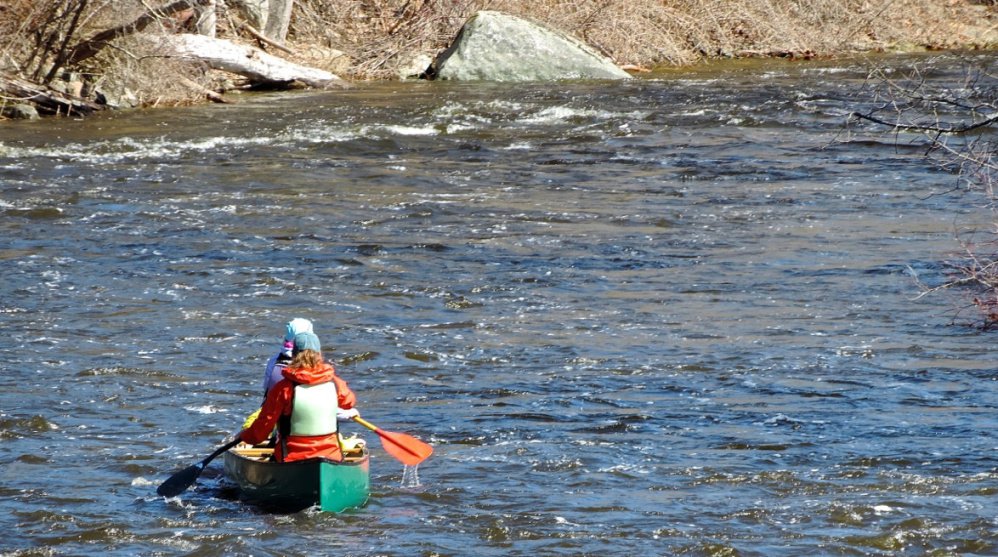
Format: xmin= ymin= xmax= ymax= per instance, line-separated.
xmin=430 ymin=11 xmax=631 ymax=82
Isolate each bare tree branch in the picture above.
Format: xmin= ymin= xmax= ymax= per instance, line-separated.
xmin=0 ymin=71 xmax=102 ymax=115
xmin=853 ymin=58 xmax=998 ymax=328
xmin=851 ymin=109 xmax=998 ymax=135
xmin=65 ymin=0 xmax=211 ymax=65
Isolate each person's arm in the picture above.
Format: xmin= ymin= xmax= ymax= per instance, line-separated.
xmin=263 ymin=352 xmax=279 ymax=395
xmin=240 ymin=380 xmax=290 ymax=445
xmin=333 ymin=374 xmax=356 ymax=409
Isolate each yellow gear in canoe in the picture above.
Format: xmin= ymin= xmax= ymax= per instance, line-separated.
xmin=243 ymin=408 xmax=261 ymax=429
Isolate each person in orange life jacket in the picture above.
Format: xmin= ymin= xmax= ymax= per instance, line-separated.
xmin=238 ymin=332 xmax=360 ymax=463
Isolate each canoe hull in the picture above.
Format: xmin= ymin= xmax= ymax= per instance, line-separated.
xmin=222 ymin=446 xmax=369 ymax=512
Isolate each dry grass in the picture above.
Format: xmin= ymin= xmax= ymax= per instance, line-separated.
xmin=290 ymin=0 xmax=998 ymax=79
xmin=85 ymin=34 xmax=229 ymax=107
xmin=0 ymin=0 xmax=995 ymax=95
xmin=0 ymin=1 xmax=218 ymax=106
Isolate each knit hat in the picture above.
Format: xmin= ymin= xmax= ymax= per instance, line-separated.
xmin=284 ymin=318 xmax=314 ymax=342
xmin=292 ymin=332 xmax=321 ymax=354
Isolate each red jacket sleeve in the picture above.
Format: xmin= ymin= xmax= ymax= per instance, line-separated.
xmin=333 ymin=374 xmax=356 ymax=409
xmin=240 ymin=380 xmax=292 ymax=445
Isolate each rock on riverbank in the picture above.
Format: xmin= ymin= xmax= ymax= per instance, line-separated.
xmin=429 ymin=11 xmax=632 ymax=81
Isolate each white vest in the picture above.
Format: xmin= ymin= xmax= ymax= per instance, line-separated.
xmin=289 ymin=382 xmax=338 ymax=436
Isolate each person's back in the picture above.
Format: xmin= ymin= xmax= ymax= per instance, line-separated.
xmin=239 ymin=332 xmax=358 ymax=462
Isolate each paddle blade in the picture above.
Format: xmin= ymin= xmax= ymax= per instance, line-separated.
xmin=156 ymin=438 xmax=240 ymax=498
xmin=156 ymin=463 xmax=203 ymax=497
xmin=376 ymin=430 xmax=433 ymax=466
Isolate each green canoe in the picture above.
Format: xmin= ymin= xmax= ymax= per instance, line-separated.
xmin=222 ymin=443 xmax=370 ymax=512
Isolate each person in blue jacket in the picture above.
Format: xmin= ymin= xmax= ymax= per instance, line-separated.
xmin=243 ymin=317 xmax=315 ymax=430
xmin=263 ymin=317 xmax=314 ymax=396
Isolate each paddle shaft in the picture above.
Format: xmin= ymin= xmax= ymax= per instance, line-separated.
xmin=203 ymin=438 xmax=241 ymax=466
xmin=352 ymin=416 xmax=382 ymax=434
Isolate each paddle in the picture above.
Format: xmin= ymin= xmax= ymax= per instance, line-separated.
xmin=157 ymin=438 xmax=242 ymax=497
xmin=352 ymin=416 xmax=433 ymax=466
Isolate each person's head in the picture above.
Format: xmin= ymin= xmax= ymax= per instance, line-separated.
xmin=290 ymin=332 xmax=322 ymax=368
xmin=280 ymin=317 xmax=314 ymax=354
xmin=284 ymin=318 xmax=313 ymax=342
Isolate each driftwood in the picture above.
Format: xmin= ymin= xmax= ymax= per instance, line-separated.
xmin=67 ymin=0 xmax=212 ymax=65
xmin=146 ymin=33 xmax=347 ymax=89
xmin=177 ymin=75 xmax=229 ymax=103
xmin=239 ymin=21 xmax=294 ymax=55
xmin=0 ymin=73 xmax=103 ymax=116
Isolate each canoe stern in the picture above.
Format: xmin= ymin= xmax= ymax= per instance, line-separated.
xmin=319 ymin=457 xmax=370 ymax=512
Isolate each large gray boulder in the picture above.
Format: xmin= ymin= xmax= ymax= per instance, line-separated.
xmin=431 ymin=11 xmax=631 ymax=81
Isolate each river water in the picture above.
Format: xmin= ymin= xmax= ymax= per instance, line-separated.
xmin=1 ymin=52 xmax=996 ymax=556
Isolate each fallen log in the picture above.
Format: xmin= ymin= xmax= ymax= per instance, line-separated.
xmin=0 ymin=73 xmax=103 ymax=116
xmin=146 ymin=33 xmax=348 ymax=89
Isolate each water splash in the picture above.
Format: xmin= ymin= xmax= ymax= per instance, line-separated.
xmin=400 ymin=465 xmax=421 ymax=488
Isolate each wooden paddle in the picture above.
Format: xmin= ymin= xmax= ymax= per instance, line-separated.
xmin=157 ymin=438 xmax=242 ymax=497
xmin=352 ymin=416 xmax=433 ymax=466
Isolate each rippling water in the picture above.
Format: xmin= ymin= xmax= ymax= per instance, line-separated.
xmin=1 ymin=52 xmax=996 ymax=556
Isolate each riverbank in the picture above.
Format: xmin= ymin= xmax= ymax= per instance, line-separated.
xmin=307 ymin=0 xmax=998 ymax=79
xmin=0 ymin=0 xmax=996 ymax=116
